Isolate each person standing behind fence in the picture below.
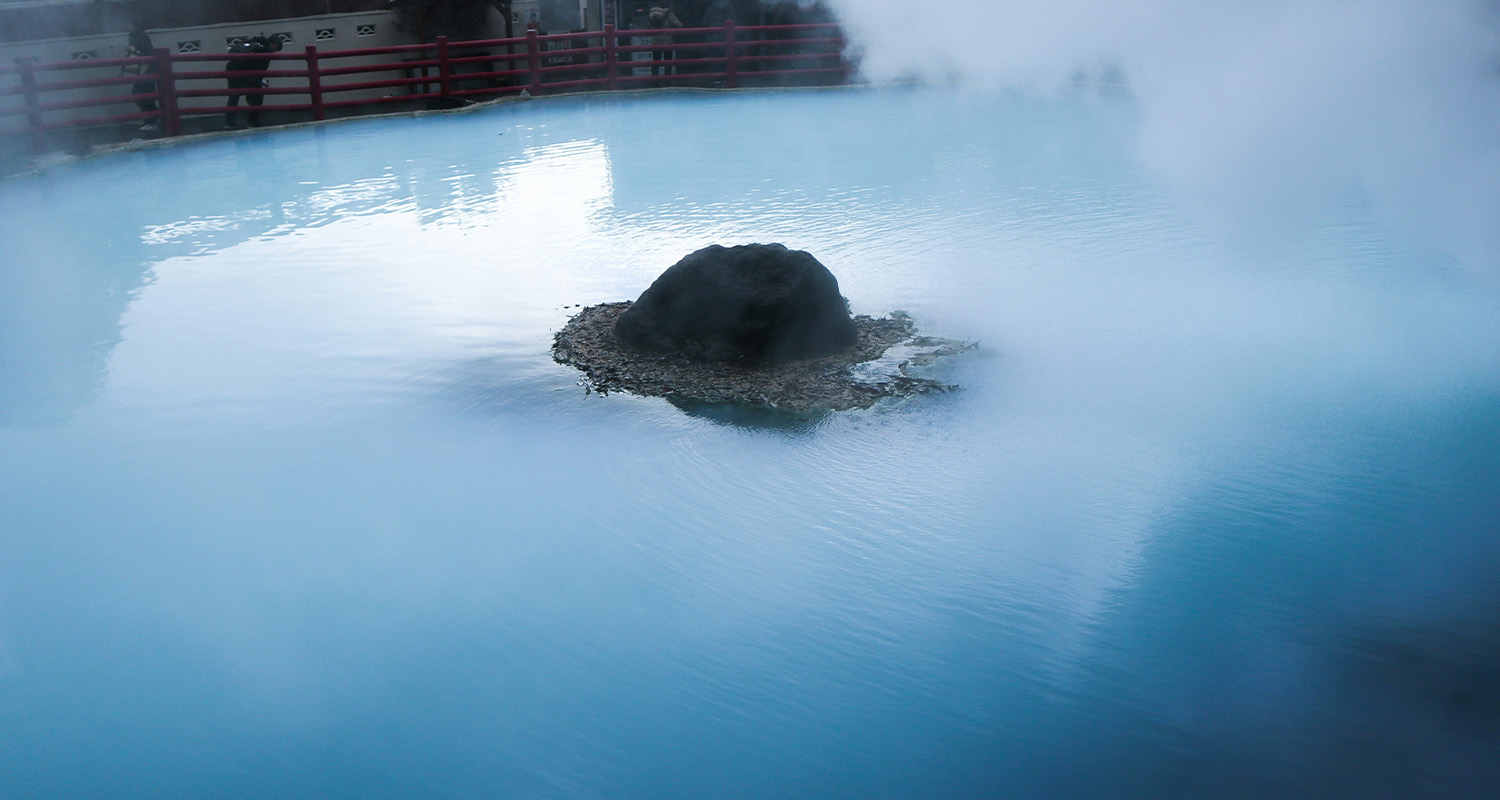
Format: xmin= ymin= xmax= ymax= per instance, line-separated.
xmin=647 ymin=7 xmax=682 ymax=78
xmin=224 ymin=35 xmax=281 ymax=129
xmin=122 ymin=23 xmax=158 ymax=132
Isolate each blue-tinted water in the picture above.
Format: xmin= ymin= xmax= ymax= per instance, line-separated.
xmin=3 ymin=89 xmax=1499 ymax=798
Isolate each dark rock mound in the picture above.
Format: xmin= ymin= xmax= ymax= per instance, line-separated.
xmin=613 ymin=243 xmax=858 ymax=363
xmin=553 ymin=244 xmax=973 ymax=415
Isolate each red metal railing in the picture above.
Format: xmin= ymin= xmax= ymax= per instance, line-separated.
xmin=0 ymin=22 xmax=849 ymax=149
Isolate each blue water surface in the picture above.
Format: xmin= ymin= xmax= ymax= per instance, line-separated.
xmin=2 ymin=88 xmax=1499 ymax=799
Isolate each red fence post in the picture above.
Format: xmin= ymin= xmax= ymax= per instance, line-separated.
xmin=437 ymin=36 xmax=452 ymax=99
xmin=724 ymin=20 xmax=737 ymax=89
xmin=305 ymin=44 xmax=325 ymax=121
xmin=153 ymin=47 xmax=180 ymax=136
xmin=526 ymin=25 xmax=542 ymax=94
xmin=603 ymin=23 xmax=617 ymax=91
xmin=14 ymin=57 xmax=44 ymax=151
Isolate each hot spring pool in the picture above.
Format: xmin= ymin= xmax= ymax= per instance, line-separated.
xmin=2 ymin=88 xmax=1499 ymax=798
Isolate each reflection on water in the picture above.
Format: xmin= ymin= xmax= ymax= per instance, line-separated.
xmin=1 ymin=89 xmax=1498 ymax=799
xmin=667 ymin=396 xmax=834 ymax=430
xmin=0 ymin=181 xmax=153 ymax=425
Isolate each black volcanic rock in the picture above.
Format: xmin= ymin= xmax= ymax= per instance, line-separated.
xmin=613 ymin=243 xmax=858 ymax=363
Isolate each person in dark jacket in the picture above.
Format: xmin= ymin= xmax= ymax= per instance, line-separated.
xmin=647 ymin=6 xmax=682 ymax=77
xmin=122 ymin=23 xmax=158 ymax=131
xmin=224 ymin=35 xmax=282 ymax=129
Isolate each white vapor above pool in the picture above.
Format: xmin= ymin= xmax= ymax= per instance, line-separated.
xmin=833 ymin=0 xmax=1500 ymax=272
xmin=1 ymin=88 xmax=1499 ymax=799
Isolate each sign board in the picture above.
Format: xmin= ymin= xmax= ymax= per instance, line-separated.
xmin=512 ymin=0 xmax=541 ymax=28
xmin=546 ymin=38 xmax=574 ymax=66
xmin=630 ymin=34 xmax=652 ymax=76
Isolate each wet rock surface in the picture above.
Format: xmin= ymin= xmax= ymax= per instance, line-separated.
xmin=614 ymin=244 xmax=859 ymax=363
xmin=554 ymin=302 xmax=971 ymax=412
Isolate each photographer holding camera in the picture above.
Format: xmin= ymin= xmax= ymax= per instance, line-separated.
xmin=224 ymin=34 xmax=282 ymax=129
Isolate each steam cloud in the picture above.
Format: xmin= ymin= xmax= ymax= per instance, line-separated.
xmin=830 ymin=0 xmax=1500 ymax=272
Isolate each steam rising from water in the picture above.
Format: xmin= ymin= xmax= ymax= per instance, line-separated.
xmin=832 ymin=0 xmax=1500 ymax=271
xmin=4 ymin=84 xmax=1500 ymax=799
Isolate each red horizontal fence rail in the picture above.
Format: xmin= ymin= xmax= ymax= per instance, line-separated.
xmin=0 ymin=21 xmax=849 ymax=151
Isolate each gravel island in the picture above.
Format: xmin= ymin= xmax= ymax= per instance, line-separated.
xmin=552 ymin=302 xmax=969 ymax=412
